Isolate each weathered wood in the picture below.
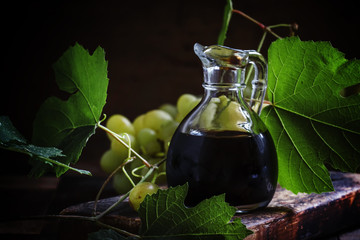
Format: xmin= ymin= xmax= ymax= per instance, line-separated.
xmin=60 ymin=172 xmax=360 ymax=239
xmin=239 ymin=172 xmax=360 ymax=239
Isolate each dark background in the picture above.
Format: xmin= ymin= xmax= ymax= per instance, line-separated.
xmin=1 ymin=0 xmax=359 ymax=176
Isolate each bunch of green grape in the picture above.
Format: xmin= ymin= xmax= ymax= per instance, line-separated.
xmin=100 ymin=93 xmax=201 ymax=196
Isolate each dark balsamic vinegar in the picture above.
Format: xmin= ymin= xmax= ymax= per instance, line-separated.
xmin=166 ymin=130 xmax=278 ymax=210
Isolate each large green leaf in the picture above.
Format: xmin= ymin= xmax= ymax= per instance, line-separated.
xmin=261 ymin=37 xmax=360 ymax=194
xmin=31 ymin=43 xmax=108 ymax=177
xmin=138 ymin=184 xmax=252 ymax=239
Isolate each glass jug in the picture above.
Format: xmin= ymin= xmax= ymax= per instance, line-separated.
xmin=166 ymin=43 xmax=278 ymax=212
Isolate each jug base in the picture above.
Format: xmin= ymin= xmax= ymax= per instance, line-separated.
xmin=235 ymin=200 xmax=270 ymax=213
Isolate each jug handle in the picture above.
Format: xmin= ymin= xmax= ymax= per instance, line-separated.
xmin=247 ymin=51 xmax=268 ymax=115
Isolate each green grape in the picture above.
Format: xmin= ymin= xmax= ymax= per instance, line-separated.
xmin=158 ymin=103 xmax=177 ymax=119
xmin=217 ymin=100 xmax=247 ymax=131
xmin=158 ymin=119 xmax=179 ymax=141
xmin=218 ymin=95 xmax=230 ymax=109
xmin=176 ymin=93 xmax=197 ymax=114
xmin=106 ymin=114 xmax=135 ymax=139
xmin=110 ymin=134 xmax=138 ymax=159
xmin=175 ymin=111 xmax=186 ymax=123
xmin=132 ymin=114 xmax=145 ymax=134
xmin=198 ymin=97 xmax=220 ymax=129
xmin=112 ymin=171 xmax=135 ymax=194
xmin=129 ymin=182 xmax=159 ymax=211
xmin=137 ymin=128 xmax=162 ymax=156
xmin=175 ymin=94 xmax=200 ymax=122
xmin=143 ymin=109 xmax=173 ymax=134
xmin=100 ymin=150 xmax=124 ymax=174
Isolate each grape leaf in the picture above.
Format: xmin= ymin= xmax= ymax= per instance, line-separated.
xmin=261 ymin=36 xmax=360 ymax=194
xmin=0 ymin=116 xmax=91 ymax=175
xmin=31 ymin=43 xmax=108 ymax=177
xmin=0 ymin=116 xmax=27 ymax=144
xmin=138 ymin=184 xmax=252 ymax=240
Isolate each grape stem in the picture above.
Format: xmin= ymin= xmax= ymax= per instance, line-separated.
xmin=95 ymin=120 xmax=166 ymax=220
xmin=235 ymin=9 xmax=295 ymax=87
xmin=122 ymin=164 xmax=136 ymax=187
xmin=232 ymin=9 xmax=284 ymax=39
xmin=93 ymin=157 xmax=135 ymax=215
xmin=97 ymin=122 xmax=152 ymax=168
xmin=94 ymin=164 xmax=157 ymax=220
xmin=0 ymin=145 xmax=92 ymax=176
xmin=131 ymin=164 xmax=146 ymax=178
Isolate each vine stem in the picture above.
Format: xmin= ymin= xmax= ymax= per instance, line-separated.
xmin=94 ymin=120 xmax=166 ymax=221
xmin=6 ymin=161 xmax=163 ymax=237
xmin=94 ymin=165 xmax=157 ymax=220
xmin=0 ymin=146 xmax=92 ymax=176
xmin=232 ymin=9 xmax=283 ymax=39
xmin=238 ymin=13 xmax=292 ymax=86
xmin=97 ymin=123 xmax=151 ymax=168
xmin=93 ymin=157 xmax=135 ymax=215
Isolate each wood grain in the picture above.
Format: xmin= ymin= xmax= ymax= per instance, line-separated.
xmin=60 ymin=172 xmax=360 ymax=239
xmin=239 ymin=172 xmax=360 ymax=239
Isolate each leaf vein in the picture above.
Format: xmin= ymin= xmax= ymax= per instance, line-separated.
xmin=310 ymin=120 xmax=352 ymax=170
xmin=274 ymin=104 xmax=360 ymax=135
xmin=60 ymin=69 xmax=98 ymax=123
xmin=343 ymin=131 xmax=360 ymax=154
xmin=274 ymin=108 xmax=332 ymax=190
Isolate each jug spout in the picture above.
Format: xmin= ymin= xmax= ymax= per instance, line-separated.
xmin=194 ymin=43 xmax=249 ymax=69
xmin=194 ymin=43 xmax=267 ymax=114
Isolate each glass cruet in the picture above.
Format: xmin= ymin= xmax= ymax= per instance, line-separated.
xmin=166 ymin=43 xmax=278 ymax=213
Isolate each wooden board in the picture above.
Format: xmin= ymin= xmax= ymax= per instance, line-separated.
xmin=60 ymin=172 xmax=360 ymax=239
xmin=240 ymin=172 xmax=360 ymax=239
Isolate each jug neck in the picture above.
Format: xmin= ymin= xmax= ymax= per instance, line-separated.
xmin=203 ymin=66 xmax=245 ymax=87
xmin=202 ymin=66 xmax=246 ymax=99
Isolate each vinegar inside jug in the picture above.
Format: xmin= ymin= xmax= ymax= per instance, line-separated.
xmin=166 ymin=129 xmax=277 ymax=212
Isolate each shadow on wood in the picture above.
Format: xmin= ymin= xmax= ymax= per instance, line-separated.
xmin=58 ymin=172 xmax=360 ymax=239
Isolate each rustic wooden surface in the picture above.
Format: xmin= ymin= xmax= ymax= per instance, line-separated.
xmin=60 ymin=171 xmax=360 ymax=240
xmin=239 ymin=172 xmax=360 ymax=239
